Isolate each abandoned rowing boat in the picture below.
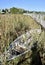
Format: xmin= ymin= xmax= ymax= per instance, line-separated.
xmin=0 ymin=29 xmax=41 ymax=63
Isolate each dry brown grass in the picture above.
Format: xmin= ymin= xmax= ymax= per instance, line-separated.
xmin=0 ymin=14 xmax=41 ymax=54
